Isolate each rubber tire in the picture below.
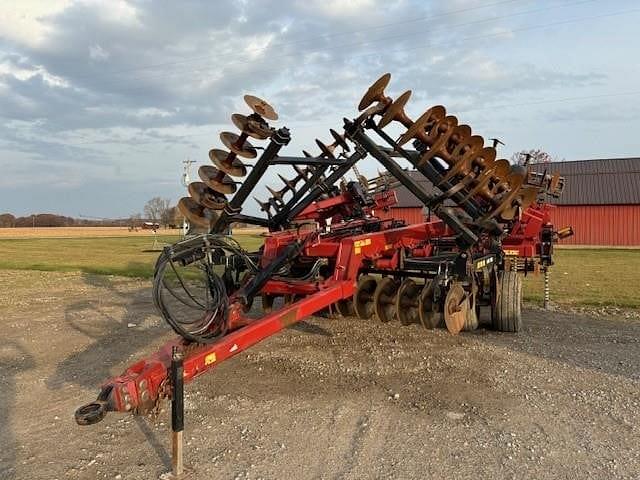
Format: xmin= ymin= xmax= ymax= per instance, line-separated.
xmin=492 ymin=271 xmax=522 ymax=332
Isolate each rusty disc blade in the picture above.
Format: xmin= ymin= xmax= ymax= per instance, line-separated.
xmin=330 ymin=128 xmax=350 ymax=152
xmin=220 ymin=131 xmax=257 ymax=159
xmin=232 ymin=113 xmax=273 ymax=140
xmin=417 ymin=115 xmax=460 ymax=165
xmin=315 ymin=139 xmax=335 ymax=158
xmin=244 ymin=95 xmax=278 ymax=120
xmin=378 ymin=90 xmax=411 ymax=128
xmin=444 ymin=283 xmax=467 ymax=335
xmin=398 ymin=105 xmax=446 ymax=146
xmin=480 ymin=172 xmax=526 ymax=222
xmin=439 ymin=136 xmax=485 ymax=185
xmin=452 ymin=124 xmax=472 ymax=143
xmin=501 ymin=185 xmax=540 ymax=220
xmin=492 ymin=159 xmax=511 ymax=181
xmin=209 ymin=148 xmax=247 ymax=177
xmin=519 ymin=185 xmax=540 ymax=209
xmin=198 ymin=165 xmax=237 ymax=195
xmin=188 ymin=181 xmax=227 ymax=210
xmin=177 ymin=197 xmax=218 ymax=227
xmin=358 ymin=72 xmax=391 ymax=111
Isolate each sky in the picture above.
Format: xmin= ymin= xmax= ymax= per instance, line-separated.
xmin=0 ymin=0 xmax=638 ymax=218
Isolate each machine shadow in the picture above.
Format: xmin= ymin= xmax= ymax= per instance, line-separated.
xmin=0 ymin=340 xmax=35 ymax=480
xmin=291 ymin=320 xmax=333 ymax=337
xmin=134 ymin=416 xmax=172 ymax=470
xmin=46 ymin=270 xmax=169 ymax=390
xmin=470 ymin=308 xmax=640 ymax=382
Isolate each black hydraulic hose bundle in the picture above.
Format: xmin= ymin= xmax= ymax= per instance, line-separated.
xmin=152 ymin=234 xmax=257 ymax=344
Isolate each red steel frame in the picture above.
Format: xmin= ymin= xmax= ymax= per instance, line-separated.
xmin=89 ymin=198 xmax=553 ymax=418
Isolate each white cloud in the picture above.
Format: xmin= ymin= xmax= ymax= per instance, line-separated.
xmin=0 ymin=58 xmax=69 ymax=87
xmin=0 ymin=0 xmax=72 ymax=47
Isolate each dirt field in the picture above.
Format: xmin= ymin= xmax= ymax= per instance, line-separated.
xmin=0 ymin=227 xmax=267 ymax=239
xmin=0 ymin=227 xmax=164 ymax=238
xmin=1 ymin=269 xmax=639 ymax=480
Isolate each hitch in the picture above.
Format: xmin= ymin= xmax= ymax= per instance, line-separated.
xmin=75 ymin=385 xmax=113 ymax=426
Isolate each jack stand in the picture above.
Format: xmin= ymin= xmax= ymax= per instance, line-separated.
xmin=160 ymin=347 xmax=192 ymax=479
xmin=543 ymin=267 xmax=550 ymax=310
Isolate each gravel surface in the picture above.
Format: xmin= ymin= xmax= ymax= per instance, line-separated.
xmin=0 ymin=270 xmax=639 ymax=479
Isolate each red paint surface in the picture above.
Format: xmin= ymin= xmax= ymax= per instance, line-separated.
xmin=547 ymin=205 xmax=640 ymax=246
xmin=380 ymin=205 xmax=640 ymax=246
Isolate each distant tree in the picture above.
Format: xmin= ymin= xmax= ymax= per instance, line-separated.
xmin=143 ymin=197 xmax=171 ymax=226
xmin=162 ymin=206 xmax=176 ymax=227
xmin=172 ymin=206 xmax=184 ymax=226
xmin=511 ymin=149 xmax=555 ymax=166
xmin=13 ymin=214 xmax=74 ymax=227
xmin=0 ymin=213 xmax=15 ymax=228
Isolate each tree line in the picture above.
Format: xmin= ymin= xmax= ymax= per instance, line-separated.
xmin=0 ymin=197 xmax=182 ymax=228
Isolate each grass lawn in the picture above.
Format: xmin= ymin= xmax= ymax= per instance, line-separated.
xmin=0 ymin=234 xmax=264 ymax=279
xmin=0 ymin=235 xmax=637 ymax=308
xmin=522 ymin=248 xmax=640 ymax=308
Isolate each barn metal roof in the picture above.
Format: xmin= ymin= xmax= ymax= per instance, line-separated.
xmin=529 ymin=157 xmax=640 ymax=205
xmin=391 ymin=158 xmax=640 ymax=207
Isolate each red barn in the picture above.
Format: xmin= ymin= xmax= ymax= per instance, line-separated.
xmin=377 ymin=158 xmax=640 ymax=247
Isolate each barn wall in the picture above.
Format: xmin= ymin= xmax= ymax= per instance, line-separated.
xmin=549 ymin=205 xmax=640 ymax=246
xmin=377 ymin=205 xmax=640 ymax=246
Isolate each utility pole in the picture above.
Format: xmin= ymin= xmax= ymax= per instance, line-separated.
xmin=181 ymin=159 xmax=196 ymax=237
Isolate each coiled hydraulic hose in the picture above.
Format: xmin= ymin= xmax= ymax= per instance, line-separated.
xmin=152 ymin=235 xmax=256 ymax=344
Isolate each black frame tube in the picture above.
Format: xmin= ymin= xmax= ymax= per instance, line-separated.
xmin=170 ymin=346 xmax=184 ymax=433
xmin=211 ymin=127 xmax=291 ymax=233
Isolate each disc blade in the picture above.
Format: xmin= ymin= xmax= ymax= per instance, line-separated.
xmin=354 ymin=275 xmax=378 ymax=320
xmin=373 ymin=277 xmax=398 ymax=323
xmin=444 ymin=283 xmax=467 ymax=335
xmin=244 ymin=95 xmax=278 ymax=120
xmin=187 ymin=181 xmax=227 ymax=210
xmin=198 ymin=165 xmax=237 ymax=195
xmin=358 ymin=73 xmax=391 ymax=111
xmin=398 ymin=105 xmax=446 ymax=146
xmin=177 ymin=197 xmax=218 ymax=227
xmin=209 ymin=148 xmax=247 ymax=177
xmin=220 ymin=132 xmax=257 ymax=159
xmin=378 ymin=90 xmax=411 ymax=128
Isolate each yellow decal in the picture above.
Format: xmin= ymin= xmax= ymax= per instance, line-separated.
xmin=204 ymin=353 xmax=217 ymax=365
xmin=503 ymin=249 xmax=520 ymax=256
xmin=353 ymin=239 xmax=372 ymax=255
xmin=353 ymin=238 xmax=372 ymax=248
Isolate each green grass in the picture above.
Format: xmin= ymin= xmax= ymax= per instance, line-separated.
xmin=0 ymin=234 xmax=264 ymax=279
xmin=522 ymin=249 xmax=640 ymax=308
xmin=0 ymin=235 xmax=638 ymax=308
